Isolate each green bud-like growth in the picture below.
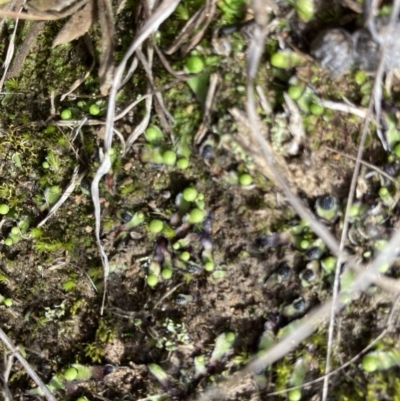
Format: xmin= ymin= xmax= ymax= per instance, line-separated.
xmin=177 ymin=158 xmax=189 ymax=169
xmin=295 ymin=0 xmax=314 ymax=22
xmin=300 ymin=260 xmax=320 ymax=287
xmin=124 ymin=212 xmax=145 ymax=230
xmin=148 ymin=363 xmax=170 ymax=387
xmin=239 ymin=173 xmax=253 ymax=186
xmin=194 ymin=355 xmax=206 ymax=377
xmin=182 ymin=187 xmax=198 ymax=202
xmin=379 ymin=187 xmax=394 ymax=207
xmin=321 ymin=256 xmax=336 ymax=274
xmin=210 ymin=332 xmax=235 ymax=363
xmin=0 ymin=204 xmax=9 ymax=215
xmin=282 ymin=298 xmax=307 ymax=317
xmin=140 ymin=147 xmax=164 ymax=164
xmin=144 ymin=125 xmax=163 ymax=143
xmin=288 ymin=85 xmax=304 ymax=100
xmin=73 ymin=364 xmax=92 ymax=381
xmin=147 ymin=274 xmax=158 ymax=288
xmin=60 ymin=109 xmax=72 ymax=120
xmin=187 ymin=208 xmax=205 ymax=224
xmin=162 ymin=150 xmax=177 ymax=165
xmin=362 ymin=349 xmax=400 ymax=372
xmin=288 ymin=358 xmax=307 ymax=401
xmin=309 ymin=102 xmax=324 ymax=116
xmin=64 ymin=367 xmax=78 ymax=381
xmin=149 ymin=219 xmax=164 ymax=234
xmin=185 ymin=56 xmax=205 ymax=74
xmin=270 ymin=51 xmax=304 ymax=69
xmin=44 ymin=185 xmax=62 ymax=208
xmin=315 ymin=195 xmax=338 ymax=222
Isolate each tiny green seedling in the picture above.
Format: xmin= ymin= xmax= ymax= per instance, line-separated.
xmin=210 ymin=332 xmax=235 ymax=364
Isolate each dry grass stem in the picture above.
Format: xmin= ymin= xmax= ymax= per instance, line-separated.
xmin=322 ymin=2 xmax=400 ymax=398
xmin=0 ymin=328 xmax=56 ymax=401
xmin=93 ymin=0 xmax=181 ymax=314
xmin=37 ymin=168 xmax=85 ymax=228
xmin=319 ymin=99 xmax=369 ymax=119
xmin=324 ymin=146 xmax=399 ymax=187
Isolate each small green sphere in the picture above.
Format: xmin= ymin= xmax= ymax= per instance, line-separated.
xmin=11 ymin=227 xmax=19 ymax=236
xmin=379 ymin=187 xmax=389 ymax=197
xmin=288 ymin=85 xmax=303 ymax=100
xmin=362 ymin=354 xmax=378 ymax=372
xmin=348 ymin=203 xmax=362 ymax=218
xmin=270 ymin=53 xmax=287 ymax=68
xmin=0 ymin=204 xmax=9 ymax=215
xmin=300 ymin=239 xmax=310 ymax=250
xmin=162 ymin=150 xmax=177 ymax=165
xmin=60 ymin=109 xmax=72 ymax=120
xmin=4 ymin=238 xmax=12 ymax=246
xmin=189 ymin=208 xmax=205 ymax=224
xmin=149 ymin=219 xmax=164 ymax=233
xmin=239 ymin=173 xmax=253 ymax=186
xmin=180 ymin=251 xmax=190 ymax=261
xmin=144 ymin=125 xmax=163 ymax=143
xmin=321 ymin=256 xmax=336 ymax=274
xmin=44 ymin=125 xmax=56 ymax=134
xmin=42 ymin=161 xmax=50 ymax=169
xmin=177 ymin=158 xmax=189 ymax=169
xmin=4 ymin=298 xmax=12 ymax=307
xmin=76 ymin=398 xmax=88 ymax=401
xmin=204 ymin=261 xmax=214 ymax=271
xmin=161 ymin=268 xmax=173 ymax=280
xmin=288 ymin=389 xmax=302 ymax=401
xmin=309 ymin=103 xmax=324 ymax=116
xmin=64 ymin=367 xmax=78 ymax=381
xmin=394 ymin=143 xmax=400 ymax=158
xmin=354 ymin=70 xmax=367 ymax=85
xmin=147 ymin=274 xmax=158 ymax=288
xmin=183 ymin=187 xmax=198 ymax=202
xmin=185 ymin=56 xmax=204 ymax=74
xmin=89 ymin=104 xmax=100 ymax=116
xmin=296 ymin=0 xmax=314 ymax=22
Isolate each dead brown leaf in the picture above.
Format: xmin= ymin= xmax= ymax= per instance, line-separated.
xmin=52 ymin=0 xmax=95 ymax=47
xmin=97 ymin=0 xmax=115 ymax=95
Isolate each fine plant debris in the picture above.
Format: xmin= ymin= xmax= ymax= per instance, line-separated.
xmin=1 ymin=0 xmax=400 ymax=400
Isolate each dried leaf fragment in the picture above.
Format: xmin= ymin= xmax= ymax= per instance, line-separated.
xmin=52 ymin=0 xmax=95 ymax=47
xmin=97 ymin=0 xmax=115 ymax=95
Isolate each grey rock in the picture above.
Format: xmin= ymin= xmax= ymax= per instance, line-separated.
xmin=310 ymin=28 xmax=354 ymax=77
xmin=311 ymin=20 xmax=400 ymax=77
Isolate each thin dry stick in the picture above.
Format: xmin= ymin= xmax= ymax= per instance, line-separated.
xmin=0 ymin=7 xmax=21 ymax=90
xmin=60 ymin=34 xmax=96 ymax=101
xmin=164 ymin=6 xmax=204 ymax=55
xmin=181 ymin=0 xmax=216 ymax=56
xmin=0 ymin=328 xmax=56 ymax=401
xmin=324 ymin=146 xmax=398 ymax=187
xmin=266 ymin=295 xmax=400 ymax=397
xmin=195 ymin=232 xmax=400 ymax=401
xmin=319 ymin=99 xmax=369 ymax=119
xmin=92 ymin=0 xmax=181 ymax=314
xmin=37 ymin=167 xmax=85 ymax=228
xmin=322 ymin=2 xmax=400 ymax=399
xmin=193 ymin=1 xmax=400 ymax=399
xmin=1 ymin=352 xmax=14 ymax=401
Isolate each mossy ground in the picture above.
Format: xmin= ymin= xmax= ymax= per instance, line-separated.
xmin=0 ymin=0 xmax=399 ymax=400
